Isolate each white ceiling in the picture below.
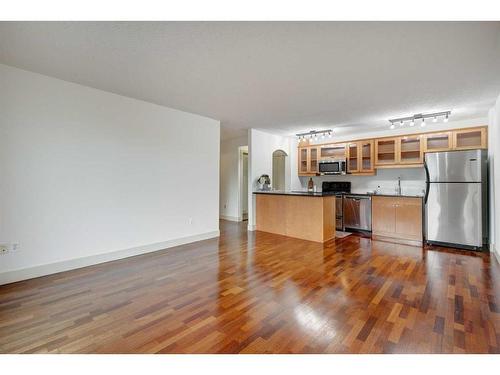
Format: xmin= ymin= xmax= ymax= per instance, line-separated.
xmin=1 ymin=22 xmax=499 ymax=140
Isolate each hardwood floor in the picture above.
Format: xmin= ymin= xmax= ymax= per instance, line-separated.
xmin=1 ymin=220 xmax=499 ymax=353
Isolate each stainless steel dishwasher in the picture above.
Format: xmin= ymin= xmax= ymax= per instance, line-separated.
xmin=343 ymin=195 xmax=372 ymax=232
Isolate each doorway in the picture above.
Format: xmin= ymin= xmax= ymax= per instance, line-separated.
xmin=239 ymin=146 xmax=248 ymax=221
xmin=272 ymin=149 xmax=288 ymax=191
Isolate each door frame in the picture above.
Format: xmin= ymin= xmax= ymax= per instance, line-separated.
xmin=238 ymin=145 xmax=249 ymax=221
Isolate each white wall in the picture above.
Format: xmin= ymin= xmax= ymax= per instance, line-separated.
xmin=248 ymin=129 xmax=292 ymax=230
xmin=0 ymin=64 xmax=220 ymax=284
xmin=219 ymin=135 xmax=248 ymax=221
xmin=488 ymin=94 xmax=500 ymax=260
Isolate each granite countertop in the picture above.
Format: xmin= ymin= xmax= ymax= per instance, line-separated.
xmin=253 ymin=190 xmax=332 ymax=197
xmin=253 ymin=190 xmax=424 ymax=198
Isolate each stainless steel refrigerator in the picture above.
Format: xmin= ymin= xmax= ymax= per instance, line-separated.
xmin=424 ymin=149 xmax=488 ymax=250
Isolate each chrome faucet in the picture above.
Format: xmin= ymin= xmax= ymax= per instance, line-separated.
xmin=396 ymin=176 xmax=402 ymax=195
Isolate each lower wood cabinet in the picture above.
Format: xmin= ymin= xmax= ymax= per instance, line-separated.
xmin=372 ymin=196 xmax=423 ymax=246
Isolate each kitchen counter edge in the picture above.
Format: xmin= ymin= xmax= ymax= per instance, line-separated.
xmin=253 ymin=191 xmax=423 ymax=198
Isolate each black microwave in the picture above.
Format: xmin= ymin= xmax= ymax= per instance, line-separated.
xmin=318 ymin=159 xmax=347 ymax=175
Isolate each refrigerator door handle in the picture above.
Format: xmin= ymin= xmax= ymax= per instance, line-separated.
xmin=424 ymin=161 xmax=430 ymax=204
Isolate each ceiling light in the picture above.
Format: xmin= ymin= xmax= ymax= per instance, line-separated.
xmin=390 ymin=123 xmax=395 ymax=130
xmin=389 ymin=111 xmax=451 ymax=130
xmin=296 ymin=129 xmax=333 ymax=141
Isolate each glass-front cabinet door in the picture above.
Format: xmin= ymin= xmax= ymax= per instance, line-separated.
xmin=360 ymin=140 xmax=374 ymax=172
xmin=298 ymin=146 xmax=319 ymax=175
xmin=375 ymin=138 xmax=398 ymax=166
xmin=453 ymin=128 xmax=487 ymax=150
xmin=299 ymin=148 xmax=309 ymax=174
xmin=347 ymin=142 xmax=359 ymax=173
xmin=309 ymin=147 xmax=318 ymax=174
xmin=399 ymin=135 xmax=423 ymax=164
xmin=424 ymin=132 xmax=451 ymax=152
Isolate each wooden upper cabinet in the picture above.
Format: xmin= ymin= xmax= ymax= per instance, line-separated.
xmin=320 ymin=143 xmax=346 ymax=159
xmin=360 ymin=140 xmax=374 ymax=173
xmin=453 ymin=128 xmax=487 ymax=150
xmin=298 ymin=146 xmax=319 ymax=175
xmin=398 ymin=135 xmax=423 ymax=164
xmin=375 ymin=138 xmax=398 ymax=166
xmin=347 ymin=140 xmax=374 ymax=174
xmin=298 ymin=126 xmax=487 ymax=176
xmin=299 ymin=147 xmax=309 ymax=174
xmin=347 ymin=142 xmax=360 ymax=173
xmin=423 ymin=131 xmax=452 ymax=152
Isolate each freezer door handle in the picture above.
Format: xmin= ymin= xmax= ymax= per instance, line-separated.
xmin=424 ymin=161 xmax=430 ymax=204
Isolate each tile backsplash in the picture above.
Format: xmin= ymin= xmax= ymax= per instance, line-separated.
xmin=296 ymin=167 xmax=426 ymax=196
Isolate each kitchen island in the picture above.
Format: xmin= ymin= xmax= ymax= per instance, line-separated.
xmin=253 ymin=191 xmax=335 ymax=243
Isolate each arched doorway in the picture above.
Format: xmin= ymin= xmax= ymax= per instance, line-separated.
xmin=272 ymin=149 xmax=288 ymax=191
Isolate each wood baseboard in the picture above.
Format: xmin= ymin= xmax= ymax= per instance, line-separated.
xmin=372 ymin=234 xmax=423 ymax=247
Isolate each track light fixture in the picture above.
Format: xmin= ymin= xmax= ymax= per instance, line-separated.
xmin=296 ymin=129 xmax=333 ymax=142
xmin=389 ymin=111 xmax=451 ymax=130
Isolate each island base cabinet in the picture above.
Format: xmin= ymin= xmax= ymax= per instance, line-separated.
xmin=256 ymin=194 xmax=335 ymax=243
xmin=372 ymin=196 xmax=423 ymax=246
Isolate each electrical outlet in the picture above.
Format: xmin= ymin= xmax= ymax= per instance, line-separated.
xmin=0 ymin=244 xmax=8 ymax=255
xmin=11 ymin=243 xmax=19 ymax=252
